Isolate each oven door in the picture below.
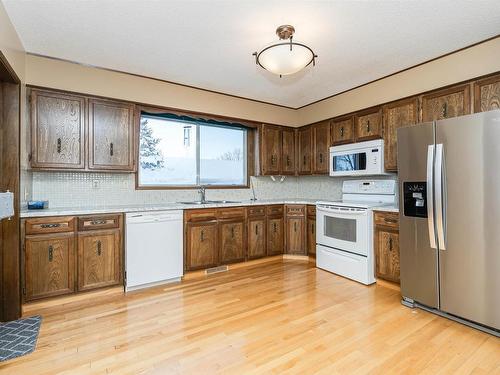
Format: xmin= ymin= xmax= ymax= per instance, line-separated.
xmin=330 ymin=150 xmax=369 ymax=177
xmin=316 ymin=205 xmax=368 ymax=256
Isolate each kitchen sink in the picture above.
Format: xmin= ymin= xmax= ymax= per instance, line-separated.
xmin=178 ymin=200 xmax=241 ymax=205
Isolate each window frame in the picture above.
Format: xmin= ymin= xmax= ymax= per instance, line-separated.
xmin=135 ymin=109 xmax=255 ymax=190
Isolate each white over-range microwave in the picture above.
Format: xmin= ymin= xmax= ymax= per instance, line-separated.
xmin=329 ymin=139 xmax=385 ymax=177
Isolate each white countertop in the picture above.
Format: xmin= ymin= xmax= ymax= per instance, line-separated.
xmin=20 ymin=198 xmax=321 ymax=218
xmin=371 ymin=205 xmax=399 ymax=213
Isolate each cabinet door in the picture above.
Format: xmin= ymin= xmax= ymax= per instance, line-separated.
xmin=298 ymin=127 xmax=312 ymax=175
xmin=267 ymin=217 xmax=284 ymax=255
xmin=24 ymin=233 xmax=75 ymax=301
xmin=355 ymin=108 xmax=383 ymax=141
xmin=286 ymin=217 xmax=305 ymax=255
xmin=421 ymin=84 xmax=471 ymax=121
xmin=30 ymin=90 xmax=85 ymax=169
xmin=248 ymin=217 xmax=266 ymax=259
xmin=281 ymin=128 xmax=296 ymax=175
xmin=219 ymin=219 xmax=246 ymax=264
xmin=375 ymin=229 xmax=400 ymax=283
xmin=331 ymin=116 xmax=354 ymax=145
xmin=186 ymin=221 xmax=218 ymax=270
xmin=383 ymin=97 xmax=418 ymax=171
xmin=88 ymin=98 xmax=135 ymax=171
xmin=307 ymin=216 xmax=316 ymax=256
xmin=474 ymin=74 xmax=500 ymax=113
xmin=312 ymin=121 xmax=330 ymax=174
xmin=77 ymin=230 xmax=121 ymax=291
xmin=260 ymin=124 xmax=282 ymax=175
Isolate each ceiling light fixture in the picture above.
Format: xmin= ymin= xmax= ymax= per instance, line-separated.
xmin=253 ymin=25 xmax=317 ymax=77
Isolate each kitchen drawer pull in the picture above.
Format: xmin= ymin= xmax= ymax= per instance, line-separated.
xmin=384 ymin=218 xmax=398 ymax=224
xmin=48 ymin=245 xmax=53 ymax=262
xmin=40 ymin=223 xmax=61 ymax=229
xmin=110 ymin=142 xmax=114 ymax=156
xmin=57 ymin=138 xmax=62 ymax=153
xmin=90 ymin=220 xmax=107 ymax=225
xmin=97 ymin=240 xmax=102 ymax=256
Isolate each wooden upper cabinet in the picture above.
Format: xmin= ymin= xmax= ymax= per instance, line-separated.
xmin=247 ymin=217 xmax=266 ymax=259
xmin=355 ymin=107 xmax=383 ymax=141
xmin=281 ymin=128 xmax=296 ymax=175
xmin=331 ymin=115 xmax=354 ymax=145
xmin=219 ymin=219 xmax=246 ymax=264
xmin=421 ymin=84 xmax=471 ymax=122
xmin=260 ymin=124 xmax=282 ymax=175
xmin=185 ymin=221 xmax=218 ymax=270
xmin=312 ymin=121 xmax=330 ymax=174
xmin=30 ymin=89 xmax=85 ymax=169
xmin=88 ymin=98 xmax=135 ymax=171
xmin=474 ymin=74 xmax=500 ymax=113
xmin=24 ymin=233 xmax=76 ymax=301
xmin=383 ymin=97 xmax=418 ymax=171
xmin=77 ymin=230 xmax=121 ymax=292
xmin=298 ymin=126 xmax=312 ymax=174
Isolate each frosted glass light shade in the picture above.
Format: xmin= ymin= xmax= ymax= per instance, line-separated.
xmin=256 ymin=41 xmax=314 ymax=76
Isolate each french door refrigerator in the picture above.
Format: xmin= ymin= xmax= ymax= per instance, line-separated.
xmin=397 ymin=110 xmax=499 ymax=336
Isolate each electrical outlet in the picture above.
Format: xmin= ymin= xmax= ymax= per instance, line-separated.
xmin=92 ymin=180 xmax=100 ymax=189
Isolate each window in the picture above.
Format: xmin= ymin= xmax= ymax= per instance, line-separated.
xmin=138 ymin=114 xmax=248 ymax=188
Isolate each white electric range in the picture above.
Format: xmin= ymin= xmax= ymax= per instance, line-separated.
xmin=316 ymin=179 xmax=396 ymax=285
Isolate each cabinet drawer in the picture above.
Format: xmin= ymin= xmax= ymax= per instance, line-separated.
xmin=247 ymin=206 xmax=266 ymax=217
xmin=78 ymin=215 xmax=120 ymax=231
xmin=25 ymin=216 xmax=76 ymax=235
xmin=185 ymin=209 xmax=217 ymax=222
xmin=217 ymin=207 xmax=246 ymax=219
xmin=286 ymin=205 xmax=305 ymax=216
xmin=266 ymin=205 xmax=284 ymax=216
xmin=307 ymin=205 xmax=316 ymax=217
xmin=374 ymin=211 xmax=399 ymax=229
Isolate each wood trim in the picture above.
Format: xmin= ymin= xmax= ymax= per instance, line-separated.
xmin=0 ymin=50 xmax=21 ymax=84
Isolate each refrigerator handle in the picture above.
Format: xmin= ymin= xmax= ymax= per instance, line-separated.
xmin=427 ymin=145 xmax=437 ymax=249
xmin=435 ymin=144 xmax=447 ymax=250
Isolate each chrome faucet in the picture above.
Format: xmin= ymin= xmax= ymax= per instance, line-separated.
xmin=198 ymin=186 xmax=206 ymax=203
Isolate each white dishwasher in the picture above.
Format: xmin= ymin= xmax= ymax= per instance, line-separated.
xmin=125 ymin=210 xmax=183 ymax=291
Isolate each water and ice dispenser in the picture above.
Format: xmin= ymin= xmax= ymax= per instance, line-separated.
xmin=403 ymin=182 xmax=427 ymax=218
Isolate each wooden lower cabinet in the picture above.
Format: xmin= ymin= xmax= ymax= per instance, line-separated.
xmin=307 ymin=215 xmax=316 ymax=256
xmin=185 ymin=221 xmax=218 ymax=270
xmin=77 ymin=229 xmax=121 ymax=291
xmin=286 ymin=217 xmax=305 ymax=254
xmin=373 ymin=211 xmax=400 ymax=283
xmin=219 ymin=219 xmax=246 ymax=264
xmin=267 ymin=216 xmax=284 ymax=256
xmin=248 ymin=217 xmax=266 ymax=259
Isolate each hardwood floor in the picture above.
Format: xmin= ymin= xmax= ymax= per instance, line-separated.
xmin=1 ymin=259 xmax=499 ymax=374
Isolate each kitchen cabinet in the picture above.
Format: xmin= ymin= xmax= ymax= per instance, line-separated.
xmin=285 ymin=205 xmax=306 ymax=255
xmin=373 ymin=211 xmax=400 ymax=283
xmin=312 ymin=121 xmax=330 ymax=174
xmin=267 ymin=205 xmax=284 ymax=256
xmin=260 ymin=124 xmax=282 ymax=175
xmin=247 ymin=207 xmax=267 ymax=259
xmin=421 ymin=84 xmax=471 ymax=121
xmin=219 ymin=219 xmax=246 ymax=264
xmin=77 ymin=229 xmax=121 ymax=291
xmin=355 ymin=107 xmax=383 ymax=141
xmin=281 ymin=127 xmax=296 ymax=175
xmin=331 ymin=115 xmax=354 ymax=145
xmin=185 ymin=220 xmax=218 ymax=270
xmin=88 ymin=98 xmax=135 ymax=171
xmin=474 ymin=73 xmax=500 ymax=113
xmin=30 ymin=89 xmax=85 ymax=169
xmin=298 ymin=126 xmax=312 ymax=175
xmin=306 ymin=205 xmax=316 ymax=256
xmin=24 ymin=233 xmax=76 ymax=301
xmin=383 ymin=97 xmax=418 ymax=171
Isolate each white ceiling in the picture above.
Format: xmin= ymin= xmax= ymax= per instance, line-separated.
xmin=3 ymin=0 xmax=500 ymax=108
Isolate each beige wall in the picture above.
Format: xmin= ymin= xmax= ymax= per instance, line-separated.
xmin=25 ymin=54 xmax=298 ymax=126
xmin=0 ymin=3 xmax=25 ymax=81
xmin=297 ymin=37 xmax=500 ymax=125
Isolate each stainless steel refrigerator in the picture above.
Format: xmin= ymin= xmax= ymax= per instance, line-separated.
xmin=397 ymin=110 xmax=499 ymax=336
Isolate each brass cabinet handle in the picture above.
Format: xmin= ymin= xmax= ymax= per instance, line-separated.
xmin=442 ymin=103 xmax=448 ymax=118
xmin=319 ymin=153 xmax=323 ymax=163
xmin=41 ymin=223 xmax=61 ymax=229
xmin=273 ymin=223 xmax=277 ymax=233
xmin=231 ymin=226 xmax=235 ymax=238
xmin=90 ymin=220 xmax=107 ymax=225
xmin=388 ymin=237 xmax=393 ymax=251
xmin=255 ymin=224 xmax=258 ymax=236
xmin=340 ymin=126 xmax=344 ymax=137
xmin=366 ymin=120 xmax=371 ymax=133
xmin=294 ymin=222 xmax=297 ymax=232
xmin=110 ymin=142 xmax=114 ymax=156
xmin=303 ymin=155 xmax=306 ymax=165
xmin=384 ymin=218 xmax=397 ymax=224
xmin=200 ymin=229 xmax=204 ymax=242
xmin=97 ymin=240 xmax=102 ymax=256
xmin=48 ymin=245 xmax=53 ymax=262
xmin=57 ymin=138 xmax=62 ymax=153
xmin=286 ymin=156 xmax=290 ymax=166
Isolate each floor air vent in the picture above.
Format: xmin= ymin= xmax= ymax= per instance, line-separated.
xmin=205 ymin=265 xmax=228 ymax=275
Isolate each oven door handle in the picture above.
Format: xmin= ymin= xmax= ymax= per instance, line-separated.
xmin=316 ymin=206 xmax=367 ymax=215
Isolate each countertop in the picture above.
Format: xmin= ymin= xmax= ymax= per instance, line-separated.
xmin=371 ymin=205 xmax=399 ymax=213
xmin=20 ymin=198 xmax=320 ymax=218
